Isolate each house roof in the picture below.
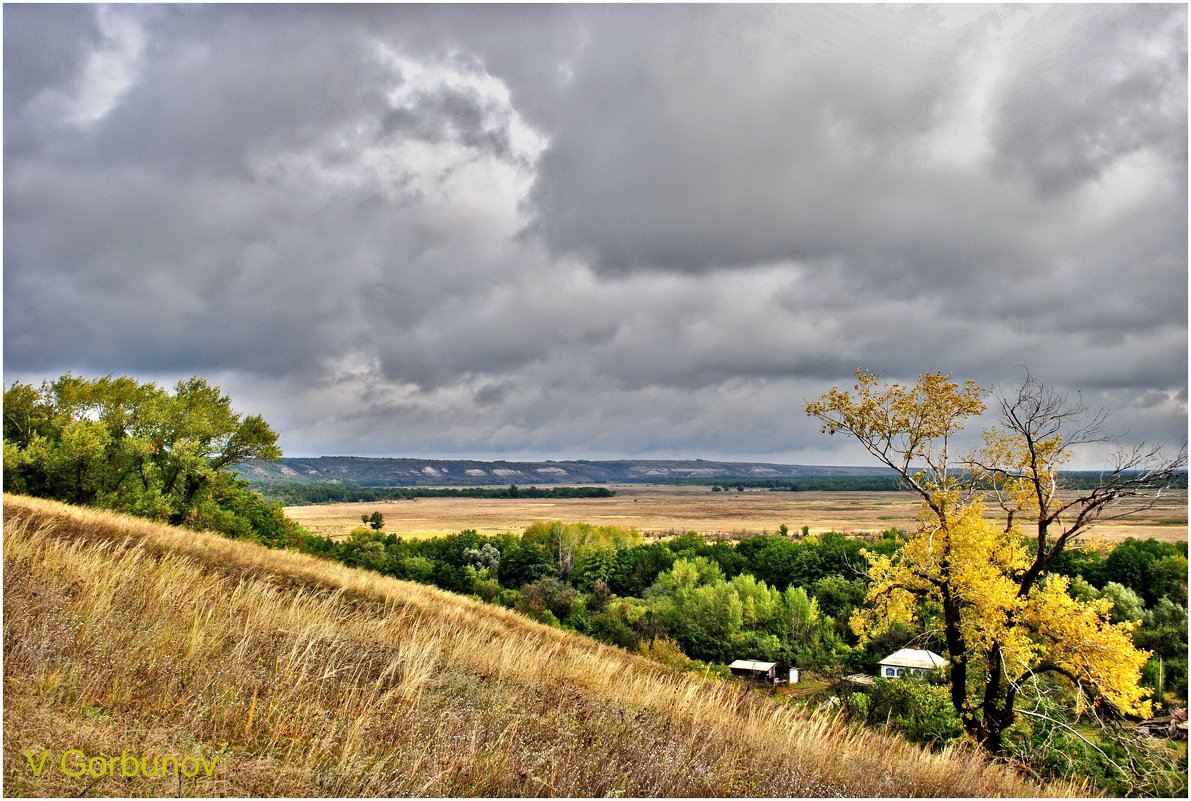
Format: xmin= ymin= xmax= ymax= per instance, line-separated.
xmin=878 ymin=648 xmax=946 ymax=669
xmin=728 ymin=659 xmax=777 ymax=671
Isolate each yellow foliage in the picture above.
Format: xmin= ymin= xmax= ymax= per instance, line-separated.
xmin=853 ymin=494 xmax=1152 ymax=718
xmin=814 ymin=368 xmax=1160 ymax=751
xmin=972 ymin=427 xmax=1069 ymax=518
xmin=1017 ymin=576 xmax=1152 ymax=717
xmin=805 ymin=370 xmax=985 ymax=482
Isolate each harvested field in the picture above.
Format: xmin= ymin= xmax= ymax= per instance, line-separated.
xmin=284 ymin=485 xmax=1187 ymax=543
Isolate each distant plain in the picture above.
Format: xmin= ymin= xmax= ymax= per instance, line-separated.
xmin=285 ymin=485 xmax=1188 ymax=543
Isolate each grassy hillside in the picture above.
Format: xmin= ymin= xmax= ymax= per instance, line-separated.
xmin=3 ymin=494 xmax=1084 ymax=797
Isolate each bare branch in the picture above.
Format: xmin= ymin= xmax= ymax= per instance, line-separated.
xmin=1016 ymin=709 xmax=1128 ymax=775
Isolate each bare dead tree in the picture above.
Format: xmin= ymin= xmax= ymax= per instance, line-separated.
xmin=970 ymin=370 xmax=1187 ymax=597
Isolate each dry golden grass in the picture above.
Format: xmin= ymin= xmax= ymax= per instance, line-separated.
xmin=285 ymin=484 xmax=1188 ymax=543
xmin=4 ymin=493 xmax=1088 ymax=797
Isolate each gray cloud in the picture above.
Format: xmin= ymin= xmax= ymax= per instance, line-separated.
xmin=4 ymin=4 xmax=1185 ymax=466
xmin=990 ymin=4 xmax=1187 ymax=197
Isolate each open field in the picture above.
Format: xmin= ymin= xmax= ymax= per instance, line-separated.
xmin=285 ymin=484 xmax=1188 ymax=543
xmin=4 ymin=494 xmax=1073 ymax=797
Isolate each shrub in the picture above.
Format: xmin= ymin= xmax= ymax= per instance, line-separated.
xmin=638 ymin=637 xmax=696 ymax=670
xmin=516 ymin=576 xmax=579 ymax=621
xmin=863 ymin=678 xmax=963 ymax=748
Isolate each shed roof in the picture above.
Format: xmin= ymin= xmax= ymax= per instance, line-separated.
xmin=878 ymin=648 xmax=946 ymax=669
xmin=728 ymin=659 xmax=777 ymax=671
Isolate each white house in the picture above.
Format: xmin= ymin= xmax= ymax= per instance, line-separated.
xmin=878 ymin=648 xmax=946 ymax=678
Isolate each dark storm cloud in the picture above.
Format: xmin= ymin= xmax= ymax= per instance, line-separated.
xmin=990 ymin=4 xmax=1187 ymax=197
xmin=3 ymin=3 xmax=103 ymax=151
xmin=85 ymin=6 xmax=395 ymax=176
xmin=3 ymin=4 xmax=1185 ymax=464
xmin=380 ymin=84 xmax=522 ymax=163
xmin=528 ymin=4 xmax=987 ymax=273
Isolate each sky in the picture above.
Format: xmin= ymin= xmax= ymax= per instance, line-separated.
xmin=3 ymin=3 xmax=1187 ymax=467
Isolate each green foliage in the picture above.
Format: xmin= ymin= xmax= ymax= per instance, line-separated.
xmin=588 ymin=599 xmax=642 ymax=649
xmin=1047 ymin=543 xmax=1107 ymax=587
xmin=644 ymin=556 xmax=724 ymax=597
xmin=608 ymin=544 xmax=676 ymax=597
xmin=571 ymin=546 xmax=618 ymax=592
xmin=522 ymin=520 xmax=641 ymax=579
xmin=497 ymin=540 xmax=556 ymax=587
xmin=638 ymin=557 xmax=844 ymax=666
xmin=811 ymin=575 xmax=866 ymax=620
xmin=187 ymin=473 xmax=307 ymax=548
xmin=397 ymin=556 xmax=436 ymax=583
xmin=463 ymin=543 xmax=501 ymax=573
xmin=516 ymin=576 xmax=580 ymax=622
xmin=1066 ymin=575 xmax=1101 ymax=603
xmin=732 ymin=531 xmax=868 ymax=591
xmin=859 ymin=678 xmax=964 ymax=747
xmin=664 ymin=531 xmax=707 ymax=557
xmin=1151 ymin=555 xmax=1189 ymax=606
xmin=1135 ymin=598 xmax=1188 ymax=698
xmin=3 ymin=374 xmax=294 ymax=543
xmin=1102 ymin=538 xmax=1188 ymax=605
xmin=1099 ymin=581 xmax=1146 ymax=623
xmin=1002 ymin=689 xmax=1189 ymax=797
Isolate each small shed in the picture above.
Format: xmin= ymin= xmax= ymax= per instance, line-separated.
xmin=1137 ymin=707 xmax=1188 ymax=740
xmin=878 ymin=648 xmax=946 ymax=678
xmin=728 ymin=659 xmax=777 ymax=682
xmin=841 ymin=673 xmax=875 ymax=687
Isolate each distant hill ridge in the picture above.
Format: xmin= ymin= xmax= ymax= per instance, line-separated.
xmin=236 ymin=456 xmax=894 ymax=486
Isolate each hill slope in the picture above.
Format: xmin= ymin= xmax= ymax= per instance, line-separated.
xmin=236 ymin=456 xmax=892 ymax=486
xmin=3 ymin=495 xmax=1081 ymax=797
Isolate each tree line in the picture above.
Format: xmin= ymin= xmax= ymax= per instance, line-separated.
xmin=253 ymin=482 xmax=614 ymax=505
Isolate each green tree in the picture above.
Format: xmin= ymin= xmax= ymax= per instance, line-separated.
xmin=608 ymin=543 xmax=676 ymax=596
xmin=516 ymin=576 xmax=579 ymax=622
xmin=4 ymin=374 xmax=284 ymax=536
xmin=863 ymin=678 xmax=964 ymax=747
xmin=1099 ymin=582 xmax=1145 ymax=624
xmin=571 ymin=546 xmax=618 ymax=592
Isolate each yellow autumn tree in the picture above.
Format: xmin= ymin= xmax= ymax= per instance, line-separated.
xmin=806 ymin=370 xmax=1184 ymax=754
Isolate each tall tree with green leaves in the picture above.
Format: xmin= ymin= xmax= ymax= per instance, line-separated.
xmin=4 ymin=373 xmax=283 ymax=531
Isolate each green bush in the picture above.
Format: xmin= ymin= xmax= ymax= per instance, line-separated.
xmin=861 ymin=677 xmax=963 ymax=748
